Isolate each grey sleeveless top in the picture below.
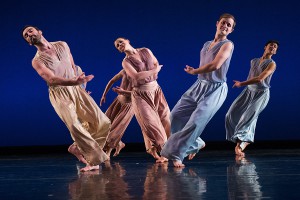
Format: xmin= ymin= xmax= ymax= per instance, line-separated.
xmin=198 ymin=39 xmax=234 ymax=83
xmin=248 ymin=58 xmax=276 ymax=89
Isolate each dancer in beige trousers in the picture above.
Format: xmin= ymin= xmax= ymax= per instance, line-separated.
xmin=22 ymin=25 xmax=111 ymax=172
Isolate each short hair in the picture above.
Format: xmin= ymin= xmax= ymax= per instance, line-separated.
xmin=114 ymin=37 xmax=128 ymax=43
xmin=265 ymin=40 xmax=279 ymax=47
xmin=21 ymin=25 xmax=40 ymax=41
xmin=219 ymin=13 xmax=236 ymax=28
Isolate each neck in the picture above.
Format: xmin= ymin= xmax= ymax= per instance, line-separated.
xmin=36 ymin=38 xmax=52 ymax=52
xmin=262 ymin=53 xmax=271 ymax=59
xmin=125 ymin=48 xmax=137 ymax=57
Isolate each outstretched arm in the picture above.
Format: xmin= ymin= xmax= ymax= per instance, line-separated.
xmin=100 ymin=70 xmax=123 ymax=106
xmin=233 ymin=62 xmax=276 ymax=88
xmin=32 ymin=60 xmax=93 ymax=86
xmin=185 ymin=42 xmax=233 ymax=75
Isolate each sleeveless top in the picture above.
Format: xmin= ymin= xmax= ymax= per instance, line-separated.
xmin=33 ymin=41 xmax=76 ymax=80
xmin=198 ymin=39 xmax=234 ymax=83
xmin=248 ymin=58 xmax=276 ymax=89
xmin=124 ymin=48 xmax=157 ymax=87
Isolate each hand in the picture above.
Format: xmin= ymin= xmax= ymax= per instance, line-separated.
xmin=86 ymin=90 xmax=92 ymax=95
xmin=232 ymin=80 xmax=242 ymax=88
xmin=100 ymin=96 xmax=106 ymax=106
xmin=184 ymin=65 xmax=195 ymax=75
xmin=112 ymin=86 xmax=125 ymax=95
xmin=76 ymin=73 xmax=94 ymax=85
xmin=156 ymin=65 xmax=163 ymax=72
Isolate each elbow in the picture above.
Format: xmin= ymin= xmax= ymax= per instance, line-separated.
xmin=47 ymin=77 xmax=59 ymax=86
xmin=212 ymin=64 xmax=220 ymax=71
xmin=47 ymin=80 xmax=56 ymax=86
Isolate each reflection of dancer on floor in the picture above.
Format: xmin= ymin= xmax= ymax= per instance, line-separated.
xmin=100 ymin=69 xmax=134 ymax=157
xmin=227 ymin=156 xmax=262 ymax=199
xmin=225 ymin=40 xmax=279 ymax=157
xmin=22 ymin=25 xmax=111 ymax=172
xmin=114 ymin=37 xmax=170 ymax=161
xmin=161 ymin=13 xmax=236 ymax=167
xmin=69 ymin=162 xmax=131 ymax=200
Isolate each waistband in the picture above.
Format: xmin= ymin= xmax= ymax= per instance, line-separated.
xmin=133 ymin=81 xmax=158 ymax=91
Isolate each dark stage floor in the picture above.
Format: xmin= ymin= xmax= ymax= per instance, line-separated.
xmin=0 ymin=147 xmax=300 ymax=200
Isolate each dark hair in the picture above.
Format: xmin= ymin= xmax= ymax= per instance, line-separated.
xmin=21 ymin=25 xmax=40 ymax=41
xmin=265 ymin=40 xmax=279 ymax=47
xmin=219 ymin=13 xmax=236 ymax=28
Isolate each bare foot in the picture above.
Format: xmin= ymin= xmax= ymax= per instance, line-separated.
xmin=156 ymin=156 xmax=168 ymax=163
xmin=188 ymin=153 xmax=196 ymax=160
xmin=106 ymin=147 xmax=113 ymax=157
xmin=113 ymin=141 xmax=125 ymax=157
xmin=147 ymin=147 xmax=160 ymax=160
xmin=172 ymin=160 xmax=185 ymax=168
xmin=188 ymin=143 xmax=206 ymax=160
xmin=68 ymin=144 xmax=87 ymax=164
xmin=235 ymin=146 xmax=245 ymax=157
xmin=80 ymin=164 xmax=99 ymax=172
xmin=104 ymin=160 xmax=111 ymax=168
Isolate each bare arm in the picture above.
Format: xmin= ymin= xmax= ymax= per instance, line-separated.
xmin=100 ymin=70 xmax=123 ymax=106
xmin=185 ymin=42 xmax=233 ymax=75
xmin=112 ymin=86 xmax=132 ymax=96
xmin=122 ymin=61 xmax=162 ymax=80
xmin=32 ymin=59 xmax=93 ymax=86
xmin=233 ymin=62 xmax=276 ymax=88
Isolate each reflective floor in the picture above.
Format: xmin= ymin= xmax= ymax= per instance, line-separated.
xmin=1 ymin=149 xmax=300 ymax=199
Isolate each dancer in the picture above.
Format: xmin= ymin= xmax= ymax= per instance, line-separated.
xmin=100 ymin=69 xmax=134 ymax=157
xmin=22 ymin=25 xmax=111 ymax=172
xmin=114 ymin=37 xmax=170 ymax=161
xmin=225 ymin=40 xmax=279 ymax=156
xmin=161 ymin=13 xmax=236 ymax=167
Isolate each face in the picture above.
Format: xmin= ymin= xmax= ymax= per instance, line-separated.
xmin=114 ymin=38 xmax=128 ymax=52
xmin=216 ymin=18 xmax=234 ymax=36
xmin=265 ymin=43 xmax=278 ymax=55
xmin=22 ymin=27 xmax=42 ymax=45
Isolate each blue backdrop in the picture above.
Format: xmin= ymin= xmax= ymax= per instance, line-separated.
xmin=1 ymin=0 xmax=299 ymax=146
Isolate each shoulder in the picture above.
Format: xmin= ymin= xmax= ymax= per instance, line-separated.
xmin=223 ymin=40 xmax=234 ymax=48
xmin=270 ymin=59 xmax=276 ymax=65
xmin=220 ymin=40 xmax=234 ymax=52
xmin=138 ymin=47 xmax=150 ymax=52
xmin=268 ymin=60 xmax=276 ymax=68
xmin=53 ymin=41 xmax=69 ymax=49
xmin=140 ymin=47 xmax=153 ymax=56
xmin=203 ymin=41 xmax=211 ymax=47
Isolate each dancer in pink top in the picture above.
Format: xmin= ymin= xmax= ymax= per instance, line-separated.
xmin=114 ymin=37 xmax=170 ymax=161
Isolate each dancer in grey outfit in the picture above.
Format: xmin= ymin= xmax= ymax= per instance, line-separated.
xmin=161 ymin=13 xmax=236 ymax=167
xmin=225 ymin=40 xmax=279 ymax=157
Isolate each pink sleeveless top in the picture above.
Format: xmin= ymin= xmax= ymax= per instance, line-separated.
xmin=124 ymin=48 xmax=158 ymax=87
